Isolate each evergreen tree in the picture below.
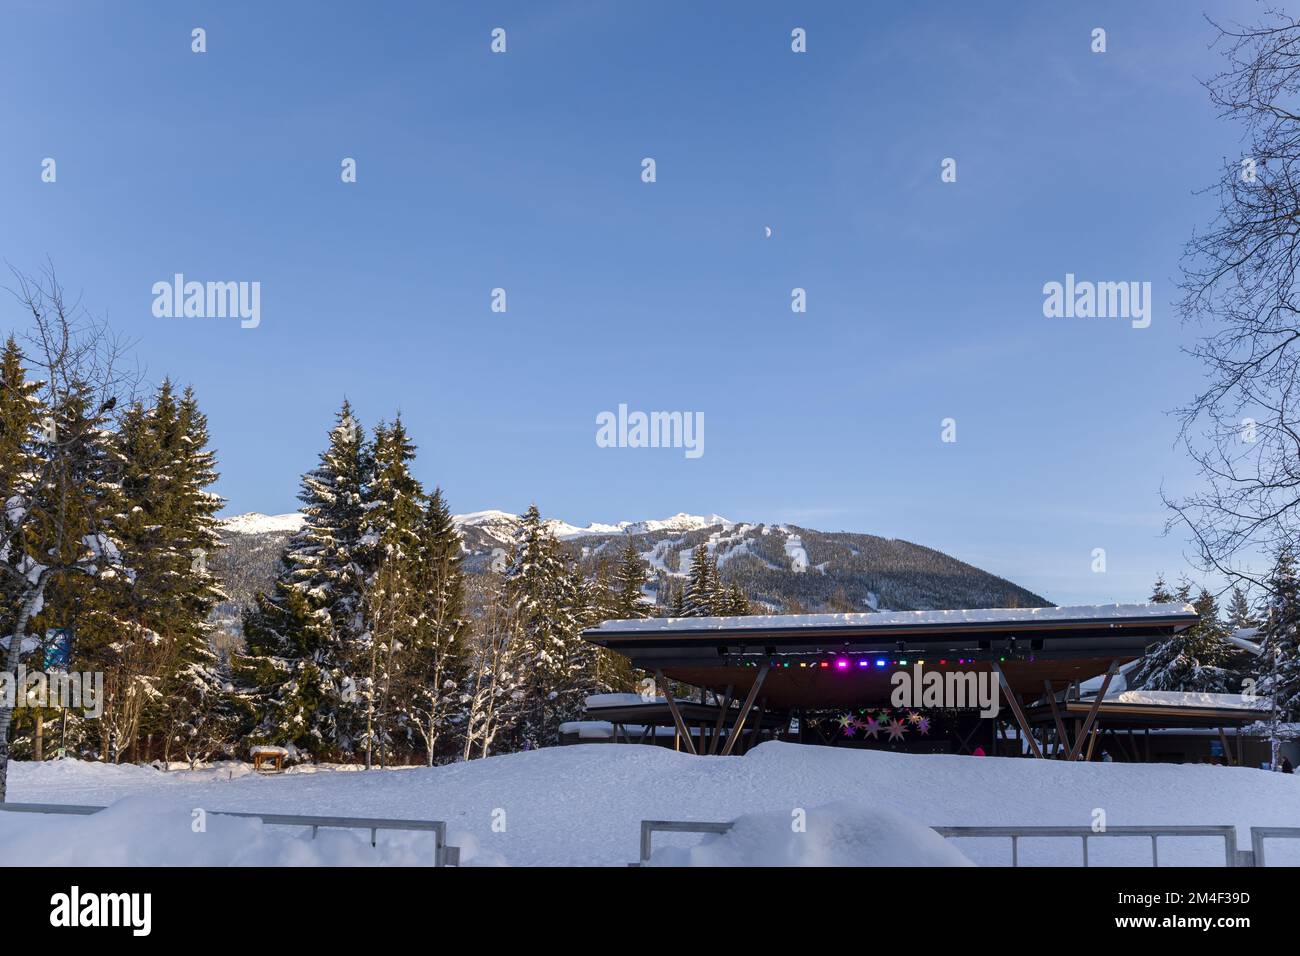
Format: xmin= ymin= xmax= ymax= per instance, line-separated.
xmin=1258 ymin=549 xmax=1300 ymax=768
xmin=1225 ymin=585 xmax=1259 ymax=633
xmin=611 ymin=537 xmax=651 ymax=620
xmin=358 ymin=417 xmax=426 ymax=766
xmin=237 ymin=403 xmax=371 ymax=759
xmin=1150 ymin=576 xmax=1175 ymax=603
xmin=402 ymin=488 xmax=471 ymax=765
xmin=25 ymin=380 xmax=128 ymax=760
xmin=682 ymin=543 xmax=715 ymax=616
xmin=289 ymin=401 xmax=369 ymax=643
xmin=667 ymin=580 xmax=685 ymax=617
xmin=505 ymin=505 xmax=583 ymax=746
xmin=155 ymin=387 xmax=230 ymax=762
xmin=726 ymin=583 xmax=751 ymax=615
xmin=1129 ymin=585 xmax=1234 ymax=692
xmin=0 ymin=337 xmax=41 ymax=639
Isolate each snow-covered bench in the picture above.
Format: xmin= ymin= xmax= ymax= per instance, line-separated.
xmin=250 ymin=745 xmax=289 ymax=773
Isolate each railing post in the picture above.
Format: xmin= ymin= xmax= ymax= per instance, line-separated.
xmin=1251 ymin=827 xmax=1267 ymax=867
xmin=1151 ymin=835 xmax=1158 ymax=867
xmin=640 ymin=821 xmax=653 ymax=865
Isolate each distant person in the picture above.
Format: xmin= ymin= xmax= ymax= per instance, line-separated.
xmin=971 ymin=746 xmax=986 ymax=757
xmin=1282 ymin=757 xmax=1294 ymax=774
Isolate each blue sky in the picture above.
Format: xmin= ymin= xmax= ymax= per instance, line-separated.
xmin=0 ymin=1 xmax=1267 ymax=605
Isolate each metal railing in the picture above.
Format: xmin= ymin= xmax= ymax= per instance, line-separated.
xmin=0 ymin=801 xmax=459 ymax=866
xmin=635 ymin=818 xmax=1243 ymax=867
xmin=634 ymin=820 xmax=734 ymax=865
xmin=931 ymin=825 xmax=1238 ymax=866
xmin=1249 ymin=826 xmax=1300 ymax=867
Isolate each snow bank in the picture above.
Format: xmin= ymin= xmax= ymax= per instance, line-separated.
xmin=9 ymin=742 xmax=1300 ymax=866
xmin=648 ymin=802 xmax=974 ymax=867
xmin=0 ymin=796 xmax=499 ymax=866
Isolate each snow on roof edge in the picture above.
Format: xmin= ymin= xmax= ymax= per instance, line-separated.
xmin=589 ymin=602 xmax=1199 ymax=634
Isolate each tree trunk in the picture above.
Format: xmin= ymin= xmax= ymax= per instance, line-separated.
xmin=0 ymin=576 xmax=50 ymax=802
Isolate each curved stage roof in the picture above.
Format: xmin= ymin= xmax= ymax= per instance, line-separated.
xmin=582 ymin=603 xmax=1199 ymax=711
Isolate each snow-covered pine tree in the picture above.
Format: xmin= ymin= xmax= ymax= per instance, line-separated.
xmin=505 ymin=504 xmax=581 ymax=747
xmin=1150 ymin=575 xmax=1175 ymax=603
xmin=238 ymin=403 xmax=372 ymax=760
xmin=726 ymin=583 xmax=751 ymax=615
xmin=0 ymin=336 xmax=41 ymax=639
xmin=402 ymin=488 xmax=471 ymax=765
xmin=290 ymin=401 xmax=371 ymax=754
xmin=238 ymin=580 xmax=336 ymax=754
xmin=154 ymin=387 xmax=231 ymax=763
xmin=588 ymin=557 xmax=634 ymax=692
xmin=667 ymin=580 xmax=685 ymax=617
xmin=1128 ymin=585 xmax=1233 ymax=693
xmin=73 ymin=381 xmax=229 ymax=764
xmin=1226 ymin=585 xmax=1259 ymax=633
xmin=706 ymin=551 xmax=730 ymax=615
xmin=610 ymin=537 xmax=651 ymax=620
xmin=1258 ymin=549 xmax=1300 ymax=768
xmin=682 ymin=543 xmax=715 ymax=616
xmin=360 ymin=416 xmax=426 ymax=767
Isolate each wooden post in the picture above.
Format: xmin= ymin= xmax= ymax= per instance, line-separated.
xmin=708 ymin=685 xmax=734 ymax=756
xmin=656 ymin=671 xmax=698 ymax=756
xmin=745 ymin=700 xmax=766 ymax=754
xmin=1044 ymin=681 xmax=1070 ymax=759
xmin=721 ymin=666 xmax=770 ymax=757
xmin=992 ymin=662 xmax=1043 ymax=758
xmin=1217 ymin=727 xmax=1235 ymax=767
xmin=1067 ymin=661 xmax=1119 ymax=762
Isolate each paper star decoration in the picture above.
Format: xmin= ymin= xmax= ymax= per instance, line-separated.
xmin=916 ymin=716 xmax=931 ymax=735
xmin=861 ymin=717 xmax=881 ymax=739
xmin=887 ymin=719 xmax=907 ymax=741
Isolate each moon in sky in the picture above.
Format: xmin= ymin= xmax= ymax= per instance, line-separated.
xmin=764 ymin=226 xmax=773 ymax=238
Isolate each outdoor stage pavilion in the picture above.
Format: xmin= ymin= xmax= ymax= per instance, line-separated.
xmin=574 ymin=603 xmax=1256 ymax=762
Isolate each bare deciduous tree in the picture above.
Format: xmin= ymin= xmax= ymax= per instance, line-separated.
xmin=1168 ymin=9 xmax=1300 ymax=589
xmin=0 ymin=264 xmax=135 ymax=800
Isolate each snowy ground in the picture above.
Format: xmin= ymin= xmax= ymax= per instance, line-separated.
xmin=4 ymin=742 xmax=1299 ymax=866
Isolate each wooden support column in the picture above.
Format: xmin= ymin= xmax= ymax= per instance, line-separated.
xmin=1044 ymin=681 xmax=1070 ymax=760
xmin=1217 ymin=727 xmax=1235 ymax=767
xmin=1066 ymin=661 xmax=1119 ymax=762
xmin=745 ymin=700 xmax=766 ymax=754
xmin=707 ymin=685 xmax=734 ymax=756
xmin=656 ymin=671 xmax=698 ymax=756
xmin=992 ymin=662 xmax=1044 ymax=758
xmin=721 ymin=665 xmax=770 ymax=756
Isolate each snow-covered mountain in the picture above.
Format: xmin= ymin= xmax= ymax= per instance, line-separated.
xmin=450 ymin=510 xmax=733 ymax=545
xmin=220 ymin=510 xmax=735 ymax=547
xmin=212 ymin=510 xmax=1049 ymax=634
